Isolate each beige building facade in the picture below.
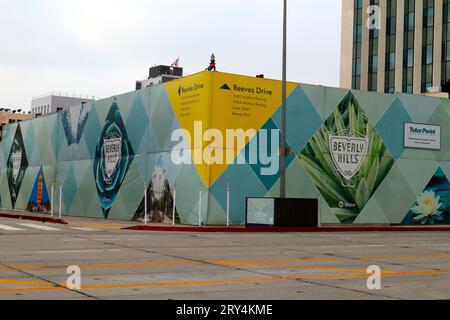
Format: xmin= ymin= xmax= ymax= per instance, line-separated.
xmin=341 ymin=0 xmax=450 ymax=95
xmin=0 ymin=111 xmax=32 ymax=141
xmin=0 ymin=111 xmax=31 ymax=127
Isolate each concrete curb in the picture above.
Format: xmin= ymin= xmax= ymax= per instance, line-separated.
xmin=122 ymin=225 xmax=450 ymax=232
xmin=0 ymin=213 xmax=68 ymax=225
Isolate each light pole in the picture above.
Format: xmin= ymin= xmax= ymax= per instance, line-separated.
xmin=280 ymin=0 xmax=287 ymax=199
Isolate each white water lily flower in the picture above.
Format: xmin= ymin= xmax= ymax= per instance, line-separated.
xmin=411 ymin=190 xmax=442 ymax=223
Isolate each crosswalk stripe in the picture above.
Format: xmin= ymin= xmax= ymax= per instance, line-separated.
xmin=0 ymin=224 xmax=25 ymax=231
xmin=17 ymin=223 xmax=60 ymax=231
xmin=70 ymin=227 xmax=95 ymax=231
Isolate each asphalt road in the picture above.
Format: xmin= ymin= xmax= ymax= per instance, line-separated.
xmin=0 ymin=217 xmax=449 ymax=300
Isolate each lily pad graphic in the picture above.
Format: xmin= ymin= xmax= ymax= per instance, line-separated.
xmin=7 ymin=124 xmax=28 ymax=209
xmin=299 ymin=92 xmax=394 ymax=224
xmin=402 ymin=168 xmax=450 ymax=225
xmin=93 ymin=99 xmax=134 ymax=218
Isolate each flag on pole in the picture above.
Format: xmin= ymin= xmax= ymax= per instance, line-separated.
xmin=171 ymin=57 xmax=179 ymax=68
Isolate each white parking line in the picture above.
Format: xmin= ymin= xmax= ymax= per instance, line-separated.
xmin=70 ymin=227 xmax=96 ymax=231
xmin=0 ymin=224 xmax=25 ymax=231
xmin=17 ymin=223 xmax=60 ymax=231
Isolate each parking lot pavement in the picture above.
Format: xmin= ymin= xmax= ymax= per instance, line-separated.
xmin=0 ymin=217 xmax=449 ymax=300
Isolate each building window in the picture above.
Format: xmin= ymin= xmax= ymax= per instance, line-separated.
xmin=422 ymin=0 xmax=434 ymax=93
xmin=402 ymin=0 xmax=415 ymax=93
xmin=385 ymin=0 xmax=397 ymax=93
xmin=407 ymin=48 xmax=414 ymax=66
xmin=425 ymin=45 xmax=433 ymax=64
xmin=368 ymin=0 xmax=380 ymax=91
xmin=442 ymin=0 xmax=450 ymax=88
xmin=352 ymin=0 xmax=363 ymax=90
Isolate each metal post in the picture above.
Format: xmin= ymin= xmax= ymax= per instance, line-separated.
xmin=144 ymin=183 xmax=148 ymax=225
xmin=226 ymin=184 xmax=230 ymax=227
xmin=50 ymin=181 xmax=54 ymax=217
xmin=198 ymin=187 xmax=202 ymax=227
xmin=58 ymin=178 xmax=62 ymax=218
xmin=172 ymin=184 xmax=176 ymax=226
xmin=280 ymin=0 xmax=287 ymax=199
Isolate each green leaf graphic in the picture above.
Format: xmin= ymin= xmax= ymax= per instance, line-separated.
xmin=299 ymin=92 xmax=394 ymax=224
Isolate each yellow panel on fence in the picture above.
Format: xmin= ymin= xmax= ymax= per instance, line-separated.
xmin=166 ymin=71 xmax=297 ymax=187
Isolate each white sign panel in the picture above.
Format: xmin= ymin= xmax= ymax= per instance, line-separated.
xmin=104 ymin=135 xmax=122 ymax=179
xmin=404 ymin=123 xmax=441 ymax=151
xmin=247 ymin=198 xmax=275 ymax=226
xmin=12 ymin=150 xmax=22 ymax=182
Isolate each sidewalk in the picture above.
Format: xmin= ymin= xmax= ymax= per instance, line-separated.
xmin=2 ymin=210 xmax=450 ymax=232
xmin=0 ymin=211 xmax=68 ymax=225
xmin=0 ymin=210 xmax=137 ymax=229
xmin=124 ymin=224 xmax=450 ymax=232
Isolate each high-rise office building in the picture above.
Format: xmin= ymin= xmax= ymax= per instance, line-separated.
xmin=341 ymin=0 xmax=450 ymax=95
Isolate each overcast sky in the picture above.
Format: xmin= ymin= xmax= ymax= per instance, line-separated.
xmin=0 ymin=0 xmax=342 ymax=110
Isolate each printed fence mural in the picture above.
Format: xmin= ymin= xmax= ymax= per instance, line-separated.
xmin=1 ymin=71 xmax=450 ymax=225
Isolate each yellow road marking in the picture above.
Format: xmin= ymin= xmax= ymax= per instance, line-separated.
xmin=0 ymin=261 xmax=199 ymax=271
xmin=243 ymin=263 xmax=371 ymax=273
xmin=358 ymin=254 xmax=450 ymax=260
xmin=1 ymin=268 xmax=450 ymax=293
xmin=0 ymin=252 xmax=448 ymax=273
xmin=211 ymin=257 xmax=337 ymax=265
xmin=0 ymin=279 xmax=51 ymax=286
xmin=1 ymin=252 xmax=449 ymax=272
xmin=0 ymin=257 xmax=337 ymax=271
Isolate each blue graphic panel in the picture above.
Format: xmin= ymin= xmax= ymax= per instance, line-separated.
xmin=93 ymin=99 xmax=135 ymax=218
xmin=27 ymin=166 xmax=50 ymax=213
xmin=7 ymin=124 xmax=28 ymax=209
xmin=376 ymin=98 xmax=412 ymax=159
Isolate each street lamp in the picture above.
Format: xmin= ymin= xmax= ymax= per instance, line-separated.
xmin=280 ymin=0 xmax=287 ymax=199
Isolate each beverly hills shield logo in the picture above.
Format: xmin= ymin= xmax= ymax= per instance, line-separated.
xmin=12 ymin=150 xmax=22 ymax=183
xmin=329 ymin=130 xmax=369 ymax=182
xmin=103 ymin=133 xmax=122 ymax=180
